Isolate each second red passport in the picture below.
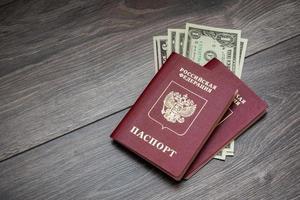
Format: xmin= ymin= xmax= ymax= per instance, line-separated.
xmin=110 ymin=53 xmax=238 ymax=180
xmin=184 ymin=58 xmax=268 ymax=179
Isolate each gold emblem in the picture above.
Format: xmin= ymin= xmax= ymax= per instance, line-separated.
xmin=161 ymin=91 xmax=197 ymax=123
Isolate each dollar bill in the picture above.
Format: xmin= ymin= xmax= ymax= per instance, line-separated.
xmin=153 ymin=36 xmax=168 ymax=71
xmin=212 ymin=38 xmax=248 ymax=160
xmin=224 ymin=140 xmax=234 ymax=156
xmin=214 ymin=141 xmax=234 ymax=160
xmin=214 ymin=140 xmax=234 ymax=160
xmin=167 ymin=29 xmax=177 ymax=56
xmin=214 ymin=39 xmax=248 ymax=158
xmin=236 ymin=38 xmax=248 ymax=78
xmin=214 ymin=141 xmax=234 ymax=159
xmin=214 ymin=148 xmax=226 ymax=160
xmin=168 ymin=29 xmax=186 ymax=56
xmin=183 ymin=23 xmax=241 ymax=72
xmin=153 ymin=37 xmax=160 ymax=72
xmin=217 ymin=40 xmax=247 ymax=159
xmin=175 ymin=29 xmax=185 ymax=55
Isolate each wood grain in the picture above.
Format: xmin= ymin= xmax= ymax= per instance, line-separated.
xmin=0 ymin=35 xmax=299 ymax=200
xmin=0 ymin=0 xmax=14 ymax=7
xmin=0 ymin=0 xmax=300 ymax=161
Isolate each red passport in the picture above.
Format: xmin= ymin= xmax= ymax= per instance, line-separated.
xmin=184 ymin=58 xmax=268 ymax=179
xmin=110 ymin=53 xmax=238 ymax=180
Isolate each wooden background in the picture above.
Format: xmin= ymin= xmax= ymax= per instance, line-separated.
xmin=0 ymin=0 xmax=299 ymax=199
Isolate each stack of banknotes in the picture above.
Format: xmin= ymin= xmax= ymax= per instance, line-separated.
xmin=153 ymin=23 xmax=248 ymax=160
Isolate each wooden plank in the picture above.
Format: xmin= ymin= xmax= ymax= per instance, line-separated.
xmin=0 ymin=36 xmax=299 ymax=200
xmin=0 ymin=0 xmax=15 ymax=7
xmin=0 ymin=0 xmax=299 ymax=161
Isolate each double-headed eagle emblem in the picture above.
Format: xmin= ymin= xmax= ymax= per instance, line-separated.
xmin=161 ymin=91 xmax=197 ymax=123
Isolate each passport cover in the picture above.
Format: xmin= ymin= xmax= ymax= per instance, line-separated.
xmin=110 ymin=53 xmax=238 ymax=180
xmin=184 ymin=58 xmax=268 ymax=179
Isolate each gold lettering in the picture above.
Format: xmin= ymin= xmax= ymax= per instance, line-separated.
xmin=179 ymin=67 xmax=217 ymax=93
xmin=136 ymin=131 xmax=144 ymax=139
xmin=162 ymin=145 xmax=171 ymax=153
xmin=156 ymin=142 xmax=164 ymax=150
xmin=130 ymin=126 xmax=177 ymax=158
xmin=130 ymin=126 xmax=139 ymax=135
xmin=149 ymin=137 xmax=158 ymax=146
xmin=169 ymin=150 xmax=177 ymax=157
xmin=143 ymin=134 xmax=151 ymax=142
